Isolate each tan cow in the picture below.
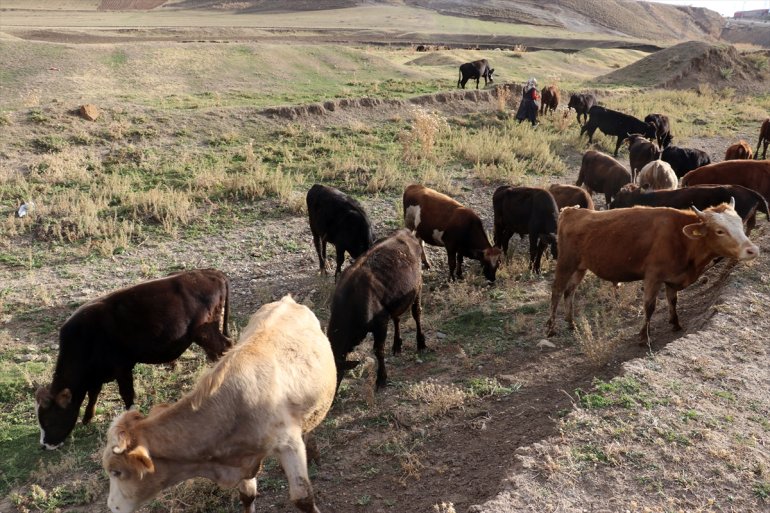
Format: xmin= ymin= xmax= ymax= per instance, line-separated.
xmin=725 ymin=140 xmax=753 ymax=160
xmin=546 ymin=202 xmax=758 ymax=343
xmin=102 ymin=296 xmax=336 ymax=513
xmin=637 ymin=159 xmax=678 ymax=191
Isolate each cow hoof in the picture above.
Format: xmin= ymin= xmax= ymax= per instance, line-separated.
xmin=671 ymin=324 xmax=683 ymax=332
xmin=375 ymin=379 xmax=389 ymax=389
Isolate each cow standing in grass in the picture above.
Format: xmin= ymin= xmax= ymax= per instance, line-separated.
xmin=755 ymin=118 xmax=769 ymax=160
xmin=576 ymin=150 xmax=632 ymax=206
xmin=581 ymin=105 xmax=657 ymax=157
xmin=457 ymin=59 xmax=494 ymax=89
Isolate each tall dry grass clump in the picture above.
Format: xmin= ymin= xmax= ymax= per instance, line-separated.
xmin=400 ymin=107 xmax=448 ymax=164
xmin=405 ymin=379 xmax=466 ymax=418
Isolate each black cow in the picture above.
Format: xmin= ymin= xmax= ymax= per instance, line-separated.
xmin=493 ymin=186 xmax=559 ymax=274
xmin=581 ymin=105 xmax=657 ymax=157
xmin=457 ymin=59 xmax=494 ymax=89
xmin=35 ymin=269 xmax=232 ymax=449
xmin=644 ymin=113 xmax=672 ymax=148
xmin=567 ymin=93 xmax=596 ymax=125
xmin=661 ymin=145 xmax=711 ymax=178
xmin=306 ymin=184 xmax=374 ymax=277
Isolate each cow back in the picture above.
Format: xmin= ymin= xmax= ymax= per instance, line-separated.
xmin=682 ymin=161 xmax=770 ymax=201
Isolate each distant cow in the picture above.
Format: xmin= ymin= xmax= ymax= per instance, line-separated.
xmin=102 ymin=296 xmax=335 ymax=513
xmin=548 ymin=183 xmax=595 ymax=211
xmin=661 ymin=145 xmax=711 ymax=178
xmin=725 ymin=140 xmax=753 ymax=160
xmin=610 ymin=184 xmax=770 ymax=233
xmin=36 ymin=269 xmax=231 ymax=450
xmin=404 ymin=184 xmax=502 ymax=281
xmin=493 ymin=186 xmax=559 ymax=274
xmin=755 ymin=118 xmax=769 ymax=160
xmin=567 ymin=93 xmax=596 ymax=125
xmin=327 ymin=229 xmax=425 ymax=389
xmin=637 ymin=159 xmax=678 ymax=191
xmin=644 ymin=113 xmax=672 ymax=148
xmin=626 ymin=134 xmax=661 ymax=180
xmin=540 ymin=85 xmax=559 ymax=115
xmin=581 ymin=105 xmax=657 ymax=157
xmin=546 ymin=202 xmax=758 ymax=343
xmin=576 ymin=150 xmax=632 ymax=205
xmin=681 ymin=160 xmax=770 ymax=202
xmin=306 ymin=184 xmax=374 ymax=277
xmin=458 ymin=59 xmax=494 ymax=89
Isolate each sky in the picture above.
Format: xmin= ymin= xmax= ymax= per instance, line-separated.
xmin=650 ymin=0 xmax=770 ymax=17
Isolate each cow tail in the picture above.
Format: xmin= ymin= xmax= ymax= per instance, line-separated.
xmin=223 ymin=276 xmax=231 ymax=338
xmin=457 ymin=69 xmax=462 ymax=88
xmin=753 ymin=190 xmax=770 ymax=222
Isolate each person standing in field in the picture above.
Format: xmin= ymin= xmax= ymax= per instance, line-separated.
xmin=516 ymin=77 xmax=540 ymax=127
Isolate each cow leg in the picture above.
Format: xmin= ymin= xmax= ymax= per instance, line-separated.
xmin=447 ymin=249 xmax=457 ymax=281
xmin=475 ymin=77 xmax=480 ymax=90
xmin=529 ymin=235 xmax=544 ymax=274
xmin=412 ymin=292 xmax=426 ymax=352
xmin=639 ymin=279 xmax=662 ymax=345
xmin=665 ymin=285 xmax=682 ymax=332
xmin=613 ymin=136 xmax=623 ymax=157
xmin=312 ymin=232 xmax=325 ymax=274
xmin=563 ymin=270 xmax=587 ymax=329
xmin=419 ymin=240 xmax=432 ymax=269
xmin=116 ymin=367 xmax=135 ymax=410
xmin=372 ymin=321 xmax=389 ymax=388
xmin=277 ymin=430 xmax=321 ymax=513
xmin=82 ymin=382 xmax=103 ymax=424
xmin=456 ymin=253 xmax=464 ymax=280
xmin=547 ymin=265 xmax=582 ymax=336
xmin=334 ymin=244 xmax=345 ymax=277
xmin=391 ymin=315 xmax=403 ymax=356
xmin=193 ymin=321 xmax=233 ymax=361
xmin=238 ymin=477 xmax=258 ymax=513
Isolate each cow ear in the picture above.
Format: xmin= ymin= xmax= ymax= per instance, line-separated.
xmin=128 ymin=445 xmax=154 ymax=478
xmin=35 ymin=386 xmax=52 ymax=408
xmin=55 ymin=388 xmax=72 ymax=409
xmin=682 ymin=223 xmax=706 ymax=239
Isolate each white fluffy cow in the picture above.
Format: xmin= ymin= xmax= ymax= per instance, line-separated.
xmin=637 ymin=159 xmax=678 ymax=191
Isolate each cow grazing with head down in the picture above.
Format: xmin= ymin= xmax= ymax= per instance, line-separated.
xmin=540 ymin=85 xmax=559 ymax=115
xmin=626 ymin=134 xmax=661 ymax=180
xmin=549 ymin=183 xmax=595 ymax=211
xmin=637 ymin=159 xmax=678 ymax=191
xmin=661 ymin=145 xmax=711 ymax=178
xmin=581 ymin=105 xmax=657 ymax=157
xmin=36 ymin=269 xmax=232 ymax=450
xmin=306 ymin=184 xmax=374 ymax=277
xmin=457 ymin=59 xmax=494 ymax=89
xmin=725 ymin=140 xmax=753 ymax=160
xmin=327 ymin=229 xmax=425 ymax=389
xmin=756 ymin=118 xmax=769 ymax=160
xmin=493 ymin=186 xmax=559 ymax=274
xmin=102 ymin=295 xmax=335 ymax=513
xmin=546 ymin=202 xmax=759 ymax=343
xmin=404 ymin=184 xmax=502 ymax=282
xmin=644 ymin=113 xmax=672 ymax=148
xmin=576 ymin=150 xmax=632 ymax=206
xmin=567 ymin=93 xmax=596 ymax=125
xmin=681 ymin=160 xmax=770 ymax=203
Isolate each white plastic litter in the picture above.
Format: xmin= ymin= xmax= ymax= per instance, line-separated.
xmin=17 ymin=201 xmax=35 ymax=218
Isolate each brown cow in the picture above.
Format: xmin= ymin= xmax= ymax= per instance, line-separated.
xmin=576 ymin=150 xmax=632 ymax=206
xmin=636 ymin=159 xmax=678 ymax=191
xmin=625 ymin=134 xmax=660 ymax=180
xmin=681 ymin=160 xmax=770 ymax=202
xmin=725 ymin=140 xmax=753 ymax=160
xmin=756 ymin=118 xmax=769 ymax=160
xmin=546 ymin=202 xmax=758 ymax=343
xmin=549 ymin=183 xmax=595 ymax=210
xmin=540 ymin=85 xmax=559 ymax=115
xmin=403 ymin=184 xmax=502 ymax=281
xmin=102 ymin=295 xmax=336 ymax=513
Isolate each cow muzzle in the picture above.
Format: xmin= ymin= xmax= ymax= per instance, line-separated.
xmin=738 ymin=242 xmax=760 ymax=261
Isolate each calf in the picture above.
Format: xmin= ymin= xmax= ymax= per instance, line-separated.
xmin=403 ymin=184 xmax=502 ymax=281
xmin=306 ymin=184 xmax=374 ymax=277
xmin=493 ymin=186 xmax=559 ymax=274
xmin=626 ymin=133 xmax=661 ymax=180
xmin=576 ymin=150 xmax=632 ymax=205
xmin=327 ymin=229 xmax=425 ymax=389
xmin=644 ymin=113 xmax=672 ymax=148
xmin=540 ymin=85 xmax=559 ymax=115
xmin=661 ymin=145 xmax=711 ymax=178
xmin=546 ymin=202 xmax=758 ymax=343
xmin=567 ymin=93 xmax=596 ymax=125
xmin=756 ymin=118 xmax=769 ymax=160
xmin=457 ymin=59 xmax=494 ymax=89
xmin=681 ymin=160 xmax=770 ymax=202
xmin=102 ymin=296 xmax=335 ymax=513
xmin=581 ymin=105 xmax=657 ymax=157
xmin=637 ymin=159 xmax=678 ymax=191
xmin=725 ymin=140 xmax=753 ymax=160
xmin=36 ymin=269 xmax=231 ymax=449
xmin=549 ymin=183 xmax=595 ymax=211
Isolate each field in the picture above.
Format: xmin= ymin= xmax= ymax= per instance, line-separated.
xmin=1 ymin=5 xmax=770 ymax=513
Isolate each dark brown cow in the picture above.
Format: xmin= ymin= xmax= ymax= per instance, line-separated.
xmin=546 ymin=203 xmax=758 ymax=343
xmin=540 ymin=85 xmax=559 ymax=115
xmin=36 ymin=269 xmax=232 ymax=449
xmin=681 ymin=160 xmax=770 ymax=202
xmin=403 ymin=184 xmax=502 ymax=281
xmin=549 ymin=183 xmax=595 ymax=210
xmin=756 ymin=118 xmax=769 ymax=160
xmin=725 ymin=140 xmax=753 ymax=160
xmin=576 ymin=150 xmax=632 ymax=205
xmin=625 ymin=134 xmax=660 ymax=180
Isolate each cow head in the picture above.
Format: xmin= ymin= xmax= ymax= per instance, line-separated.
xmin=644 ymin=123 xmax=658 ymax=141
xmin=480 ymin=247 xmax=503 ymax=282
xmin=487 ymin=68 xmax=495 ymax=82
xmin=35 ymin=385 xmax=78 ymax=450
xmin=683 ymin=199 xmax=759 ymax=261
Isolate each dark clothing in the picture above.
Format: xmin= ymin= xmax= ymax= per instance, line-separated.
xmin=516 ymin=88 xmax=539 ymax=125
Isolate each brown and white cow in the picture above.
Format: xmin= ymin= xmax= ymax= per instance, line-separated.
xmin=756 ymin=118 xmax=769 ymax=160
xmin=546 ymin=202 xmax=758 ymax=343
xmin=636 ymin=159 xmax=678 ymax=191
xmin=725 ymin=140 xmax=753 ymax=160
xmin=102 ymin=296 xmax=336 ymax=513
xmin=681 ymin=160 xmax=770 ymax=202
xmin=403 ymin=184 xmax=502 ymax=281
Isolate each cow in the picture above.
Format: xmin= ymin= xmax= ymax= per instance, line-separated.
xmin=102 ymin=295 xmax=335 ymax=513
xmin=540 ymin=85 xmax=559 ymax=115
xmin=610 ymin=184 xmax=770 ymax=233
xmin=548 ymin=183 xmax=595 ymax=211
xmin=457 ymin=59 xmax=494 ymax=89
xmin=403 ymin=184 xmax=502 ymax=282
xmin=492 ymin=186 xmax=559 ymax=274
xmin=327 ymin=229 xmax=425 ymax=389
xmin=626 ymin=134 xmax=661 ymax=180
xmin=725 ymin=140 xmax=753 ymax=160
xmin=636 ymin=159 xmax=678 ymax=191
xmin=661 ymin=145 xmax=711 ymax=178
xmin=306 ymin=184 xmax=374 ymax=277
xmin=644 ymin=113 xmax=672 ymax=148
xmin=567 ymin=93 xmax=596 ymax=126
xmin=755 ymin=118 xmax=769 ymax=160
xmin=581 ymin=105 xmax=657 ymax=157
xmin=546 ymin=202 xmax=759 ymax=343
xmin=35 ymin=269 xmax=232 ymax=450
xmin=681 ymin=160 xmax=770 ymax=202
xmin=576 ymin=150 xmax=633 ymax=206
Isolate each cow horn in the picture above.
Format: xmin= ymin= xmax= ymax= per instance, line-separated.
xmin=691 ymin=205 xmax=706 ymax=219
xmin=729 ymin=196 xmax=735 ymax=209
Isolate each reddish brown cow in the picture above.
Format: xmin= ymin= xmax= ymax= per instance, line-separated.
xmin=403 ymin=184 xmax=502 ymax=282
xmin=681 ymin=160 xmax=770 ymax=202
xmin=540 ymin=85 xmax=559 ymax=115
xmin=546 ymin=202 xmax=758 ymax=343
xmin=756 ymin=118 xmax=769 ymax=160
xmin=725 ymin=140 xmax=753 ymax=160
xmin=576 ymin=150 xmax=632 ymax=205
xmin=548 ymin=184 xmax=595 ymax=210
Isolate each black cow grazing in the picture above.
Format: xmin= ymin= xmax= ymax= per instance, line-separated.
xmin=626 ymin=134 xmax=661 ymax=180
xmin=661 ymin=145 xmax=711 ymax=178
xmin=576 ymin=150 xmax=633 ymax=205
xmin=327 ymin=229 xmax=425 ymax=389
xmin=567 ymin=93 xmax=596 ymax=125
xmin=35 ymin=269 xmax=232 ymax=449
xmin=611 ymin=184 xmax=770 ymax=234
xmin=493 ymin=186 xmax=559 ymax=274
xmin=457 ymin=59 xmax=494 ymax=89
xmin=644 ymin=113 xmax=672 ymax=148
xmin=581 ymin=105 xmax=657 ymax=157
xmin=306 ymin=184 xmax=374 ymax=277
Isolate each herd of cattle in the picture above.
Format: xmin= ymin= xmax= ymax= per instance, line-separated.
xmin=30 ymin=81 xmax=770 ymax=512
